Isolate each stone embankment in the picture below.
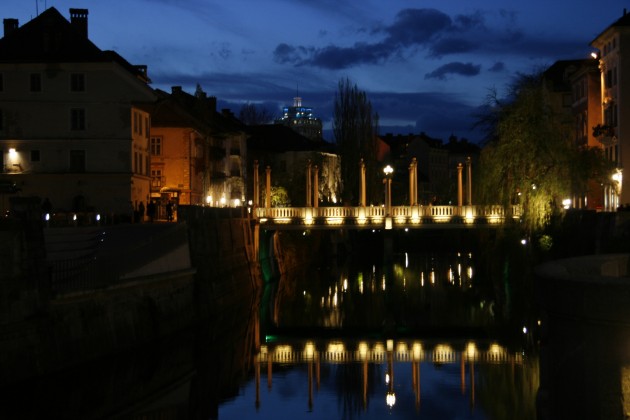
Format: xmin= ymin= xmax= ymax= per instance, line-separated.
xmin=0 ymin=206 xmax=261 ymax=386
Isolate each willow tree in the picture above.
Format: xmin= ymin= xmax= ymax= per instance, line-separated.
xmin=477 ymin=72 xmax=601 ymax=233
xmin=333 ymin=78 xmax=379 ymax=204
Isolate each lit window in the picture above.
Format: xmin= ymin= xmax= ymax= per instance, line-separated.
xmin=150 ymin=137 xmax=162 ymax=156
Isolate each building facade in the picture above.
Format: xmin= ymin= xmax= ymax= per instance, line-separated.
xmin=591 ymin=11 xmax=630 ymax=208
xmin=150 ymin=86 xmax=247 ymax=212
xmin=275 ymin=97 xmax=323 ymax=141
xmin=0 ymin=8 xmax=156 ymax=218
xmin=569 ymin=59 xmax=605 ymax=209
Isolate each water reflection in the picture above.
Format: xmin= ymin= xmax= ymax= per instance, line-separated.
xmin=222 ymin=338 xmax=537 ymax=420
xmin=272 ymin=250 xmax=496 ymax=333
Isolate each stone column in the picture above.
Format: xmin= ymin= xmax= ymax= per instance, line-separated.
xmin=457 ymin=163 xmax=463 ymax=207
xmin=313 ymin=165 xmax=319 ymax=208
xmin=265 ymin=166 xmax=271 ymax=208
xmin=359 ymin=159 xmax=366 ymax=207
xmin=306 ymin=160 xmax=312 ymax=207
xmin=253 ymin=160 xmax=259 ymax=207
xmin=466 ymin=156 xmax=472 ymax=205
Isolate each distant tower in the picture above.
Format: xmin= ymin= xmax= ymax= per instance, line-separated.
xmin=275 ymin=96 xmax=323 ymax=141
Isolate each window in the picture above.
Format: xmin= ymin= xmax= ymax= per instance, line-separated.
xmin=69 ymin=150 xmax=85 ymax=172
xmin=145 ymin=117 xmax=150 ymax=139
xmin=134 ymin=151 xmax=139 ymax=173
xmin=30 ymin=150 xmax=40 ymax=162
xmin=133 ymin=112 xmax=138 ymax=134
xmin=150 ymin=137 xmax=162 ymax=156
xmin=70 ymin=73 xmax=85 ymax=92
xmin=151 ymin=169 xmax=162 ymax=187
xmin=71 ymin=108 xmax=86 ymax=130
xmin=30 ymin=73 xmax=42 ymax=92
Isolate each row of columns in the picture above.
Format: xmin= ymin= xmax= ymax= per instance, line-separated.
xmin=253 ymin=157 xmax=473 ymax=209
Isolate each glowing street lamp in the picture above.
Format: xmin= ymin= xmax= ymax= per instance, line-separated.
xmin=383 ymin=165 xmax=394 ymax=217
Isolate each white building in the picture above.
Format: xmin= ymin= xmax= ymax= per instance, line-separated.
xmin=591 ymin=10 xmax=630 ymax=209
xmin=0 ymin=8 xmax=156 ymax=218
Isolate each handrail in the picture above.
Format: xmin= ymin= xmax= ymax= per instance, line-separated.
xmin=255 ymin=204 xmax=521 ymax=228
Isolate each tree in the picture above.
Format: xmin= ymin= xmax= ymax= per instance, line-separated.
xmin=333 ymin=78 xmax=379 ymax=204
xmin=239 ymin=103 xmax=275 ymax=125
xmin=476 ymin=72 xmax=612 ymax=233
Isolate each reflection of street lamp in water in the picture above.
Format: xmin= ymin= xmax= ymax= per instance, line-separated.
xmin=386 ymin=339 xmax=396 ymax=408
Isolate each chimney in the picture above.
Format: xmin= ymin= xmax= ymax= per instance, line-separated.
xmin=69 ymin=8 xmax=88 ymax=38
xmin=3 ymin=18 xmax=18 ymax=37
xmin=171 ymin=86 xmax=183 ymax=95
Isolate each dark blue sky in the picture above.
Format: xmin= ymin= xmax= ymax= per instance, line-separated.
xmin=4 ymin=0 xmax=628 ymax=142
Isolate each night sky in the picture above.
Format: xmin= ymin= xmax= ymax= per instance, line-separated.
xmin=3 ymin=0 xmax=628 ymax=142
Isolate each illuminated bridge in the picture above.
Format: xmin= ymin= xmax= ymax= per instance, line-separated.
xmin=255 ymin=204 xmax=521 ymax=230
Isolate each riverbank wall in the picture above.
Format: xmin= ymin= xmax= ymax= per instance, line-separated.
xmin=0 ymin=205 xmax=261 ymax=387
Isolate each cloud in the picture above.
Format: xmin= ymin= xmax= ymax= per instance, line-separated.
xmin=272 ymin=8 xmax=460 ymax=69
xmin=488 ymin=61 xmax=506 ymax=72
xmin=428 ymin=38 xmax=476 ymax=58
xmin=424 ymin=62 xmax=481 ymax=80
xmin=381 ymin=8 xmax=452 ymax=47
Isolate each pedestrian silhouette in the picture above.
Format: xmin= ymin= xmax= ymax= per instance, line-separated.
xmin=138 ymin=201 xmax=145 ymax=223
xmin=166 ymin=201 xmax=174 ymax=222
xmin=147 ymin=201 xmax=156 ymax=222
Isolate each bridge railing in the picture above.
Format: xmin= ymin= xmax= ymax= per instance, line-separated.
xmin=255 ymin=204 xmax=521 ymax=227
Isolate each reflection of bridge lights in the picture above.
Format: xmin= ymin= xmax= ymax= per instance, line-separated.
xmin=304 ymin=342 xmax=315 ymax=360
xmin=412 ymin=343 xmax=423 ymax=361
xmin=386 ymin=392 xmax=396 ymax=407
xmin=385 ymin=373 xmax=390 ymax=384
xmin=358 ymin=342 xmax=369 ymax=359
xmin=343 ymin=278 xmax=348 ymax=292
xmin=434 ymin=344 xmax=455 ymax=363
xmin=466 ymin=342 xmax=477 ymax=360
xmin=489 ymin=343 xmax=503 ymax=358
xmin=327 ymin=342 xmax=345 ymax=355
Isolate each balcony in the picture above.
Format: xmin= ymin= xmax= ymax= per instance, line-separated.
xmin=593 ymin=124 xmax=616 ymax=146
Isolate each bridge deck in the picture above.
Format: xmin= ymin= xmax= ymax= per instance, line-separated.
xmin=256 ymin=204 xmax=521 ymax=230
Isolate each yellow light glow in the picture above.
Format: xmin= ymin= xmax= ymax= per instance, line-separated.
xmin=327 ymin=342 xmax=345 ymax=354
xmin=386 ymin=339 xmax=394 ymax=352
xmin=304 ymin=342 xmax=315 ymax=360
xmin=358 ymin=342 xmax=369 ymax=359
xmin=412 ymin=342 xmax=423 ymax=361
xmin=325 ymin=217 xmax=344 ymax=225
xmin=8 ymin=148 xmax=17 ymax=157
xmin=466 ymin=342 xmax=477 ymax=360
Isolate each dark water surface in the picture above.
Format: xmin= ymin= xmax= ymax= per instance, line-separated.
xmin=6 ymin=232 xmax=630 ymax=419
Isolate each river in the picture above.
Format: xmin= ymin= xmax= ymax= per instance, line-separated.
xmin=4 ymin=227 xmax=630 ymax=419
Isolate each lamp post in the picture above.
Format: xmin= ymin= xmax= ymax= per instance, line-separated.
xmin=383 ymin=165 xmax=393 ymax=215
